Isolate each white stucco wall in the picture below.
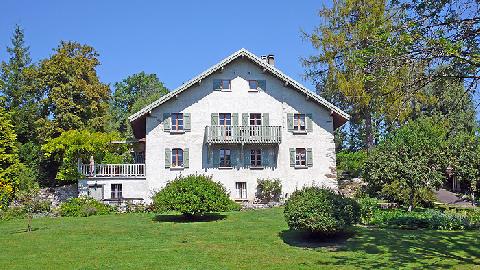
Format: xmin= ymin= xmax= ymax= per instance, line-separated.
xmin=142 ymin=58 xmax=337 ymax=203
xmin=78 ymin=178 xmax=149 ymax=201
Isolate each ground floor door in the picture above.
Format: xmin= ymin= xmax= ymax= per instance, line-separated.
xmin=88 ymin=184 xmax=104 ymax=200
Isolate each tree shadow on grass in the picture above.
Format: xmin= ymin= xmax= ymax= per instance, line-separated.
xmin=152 ymin=213 xmax=226 ymax=223
xmin=10 ymin=227 xmax=43 ymax=234
xmin=279 ymin=229 xmax=355 ymax=250
xmin=282 ymin=226 xmax=480 ymax=269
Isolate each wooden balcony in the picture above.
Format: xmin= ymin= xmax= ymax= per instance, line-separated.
xmin=206 ymin=125 xmax=282 ymax=144
xmin=78 ymin=163 xmax=145 ymax=178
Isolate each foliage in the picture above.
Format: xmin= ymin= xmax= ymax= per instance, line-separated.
xmin=368 ymin=208 xmax=480 ymax=231
xmin=445 ymin=132 xmax=480 ymax=201
xmin=256 ymin=178 xmax=282 ymax=203
xmin=41 ymin=130 xmax=127 ymax=181
xmin=152 ymin=174 xmax=235 ymax=217
xmin=59 ymin=196 xmax=114 ymax=217
xmin=379 ymin=179 xmax=436 ymax=208
xmin=364 ymin=117 xmax=447 ymax=210
xmin=0 ymin=105 xmax=23 ymax=209
xmin=357 ymin=197 xmax=380 ymax=224
xmin=284 ymin=187 xmax=360 ymax=234
xmin=336 ymin=150 xmax=367 ymax=178
xmin=0 ymin=25 xmax=40 ymax=144
xmin=36 ymin=41 xmax=111 ymax=141
xmin=110 ymin=72 xmax=168 ymax=136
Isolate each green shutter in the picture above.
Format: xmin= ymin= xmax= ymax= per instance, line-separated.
xmin=165 ymin=148 xmax=171 ymax=168
xmin=262 ymin=113 xmax=269 ymax=126
xmin=211 ymin=113 xmax=219 ymax=125
xmin=289 ymin=148 xmax=295 ymax=167
xmin=261 ymin=149 xmax=269 ymax=167
xmin=244 ymin=149 xmax=251 ymax=167
xmin=242 ymin=113 xmax=249 ymax=126
xmin=163 ymin=113 xmax=171 ymax=131
xmin=306 ymin=114 xmax=313 ymax=133
xmin=232 ymin=113 xmax=239 ymax=126
xmin=184 ymin=148 xmax=189 ymax=168
xmin=213 ymin=149 xmax=220 ymax=167
xmin=258 ymin=80 xmax=266 ymax=91
xmin=287 ymin=113 xmax=294 ymax=131
xmin=184 ymin=113 xmax=191 ymax=131
xmin=213 ymin=79 xmax=221 ymax=91
xmin=307 ymin=148 xmax=313 ymax=167
xmin=230 ymin=149 xmax=237 ymax=167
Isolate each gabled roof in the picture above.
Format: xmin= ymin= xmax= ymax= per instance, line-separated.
xmin=129 ymin=48 xmax=349 ymax=137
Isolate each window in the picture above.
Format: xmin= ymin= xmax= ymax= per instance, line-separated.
xmin=221 ymin=80 xmax=231 ymax=90
xmin=293 ymin=114 xmax=306 ymax=131
xmin=248 ymin=80 xmax=258 ymax=90
xmin=172 ymin=148 xmax=184 ymax=167
xmin=295 ymin=148 xmax=306 ymax=166
xmin=251 ymin=149 xmax=262 ymax=167
xmin=219 ymin=113 xmax=232 ymax=137
xmin=220 ymin=149 xmax=231 ymax=167
xmin=249 ymin=113 xmax=262 ymax=126
xmin=171 ymin=113 xmax=184 ymax=131
xmin=111 ymin=184 xmax=122 ymax=199
xmin=235 ymin=182 xmax=247 ymax=199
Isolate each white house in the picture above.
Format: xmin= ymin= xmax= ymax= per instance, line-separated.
xmin=78 ymin=48 xmax=349 ymax=204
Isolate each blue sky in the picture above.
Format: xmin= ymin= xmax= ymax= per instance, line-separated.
xmin=0 ymin=0 xmax=326 ymax=91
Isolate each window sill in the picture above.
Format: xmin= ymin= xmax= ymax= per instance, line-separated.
xmin=292 ymin=130 xmax=308 ymax=134
xmin=235 ymin=198 xmax=248 ymax=201
xmin=220 ymin=89 xmax=232 ymax=92
xmin=218 ymin=166 xmax=233 ymax=169
xmin=248 ymin=89 xmax=259 ymax=92
xmin=170 ymin=167 xmax=184 ymax=171
xmin=250 ymin=166 xmax=264 ymax=170
xmin=169 ymin=130 xmax=185 ymax=134
xmin=294 ymin=165 xmax=308 ymax=169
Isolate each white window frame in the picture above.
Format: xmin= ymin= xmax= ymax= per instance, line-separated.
xmin=235 ymin=182 xmax=247 ymax=199
xmin=295 ymin=148 xmax=307 ymax=167
xmin=171 ymin=148 xmax=184 ymax=168
xmin=111 ymin=184 xmax=122 ymax=199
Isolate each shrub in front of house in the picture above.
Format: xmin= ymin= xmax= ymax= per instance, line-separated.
xmin=152 ymin=174 xmax=237 ymax=218
xmin=284 ymin=187 xmax=360 ymax=234
xmin=256 ymin=178 xmax=282 ymax=203
xmin=59 ymin=197 xmax=115 ymax=217
xmin=368 ymin=208 xmax=480 ymax=230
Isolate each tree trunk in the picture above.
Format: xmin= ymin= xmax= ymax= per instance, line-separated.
xmin=364 ymin=110 xmax=374 ymax=150
xmin=408 ymin=190 xmax=415 ymax=212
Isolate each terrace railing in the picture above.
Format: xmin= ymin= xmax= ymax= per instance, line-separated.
xmin=206 ymin=125 xmax=281 ymax=144
xmin=78 ymin=163 xmax=145 ymax=178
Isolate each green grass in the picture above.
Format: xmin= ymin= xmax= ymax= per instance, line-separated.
xmin=0 ymin=208 xmax=479 ymax=270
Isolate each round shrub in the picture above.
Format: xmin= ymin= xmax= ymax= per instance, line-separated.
xmin=153 ymin=174 xmax=236 ymax=217
xmin=284 ymin=187 xmax=360 ymax=234
xmin=59 ymin=197 xmax=114 ymax=217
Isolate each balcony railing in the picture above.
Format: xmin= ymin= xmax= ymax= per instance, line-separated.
xmin=206 ymin=125 xmax=281 ymax=144
xmin=78 ymin=163 xmax=145 ymax=178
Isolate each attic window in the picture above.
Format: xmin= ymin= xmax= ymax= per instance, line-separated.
xmin=221 ymin=80 xmax=230 ymax=90
xmin=248 ymin=80 xmax=258 ymax=90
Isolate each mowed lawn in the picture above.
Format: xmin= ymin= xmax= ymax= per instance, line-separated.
xmin=0 ymin=208 xmax=479 ymax=270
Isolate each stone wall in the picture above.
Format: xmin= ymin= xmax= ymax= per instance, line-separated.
xmin=39 ymin=184 xmax=78 ymax=208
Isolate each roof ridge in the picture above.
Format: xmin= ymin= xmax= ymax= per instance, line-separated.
xmin=128 ymin=48 xmax=349 ymax=122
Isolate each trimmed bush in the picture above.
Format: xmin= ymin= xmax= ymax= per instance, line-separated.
xmin=59 ymin=197 xmax=114 ymax=217
xmin=284 ymin=187 xmax=360 ymax=234
xmin=256 ymin=178 xmax=282 ymax=203
xmin=153 ymin=174 xmax=237 ymax=217
xmin=368 ymin=208 xmax=480 ymax=230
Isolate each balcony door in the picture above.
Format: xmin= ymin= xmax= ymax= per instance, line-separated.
xmin=249 ymin=113 xmax=262 ymax=137
xmin=219 ymin=113 xmax=232 ymax=138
